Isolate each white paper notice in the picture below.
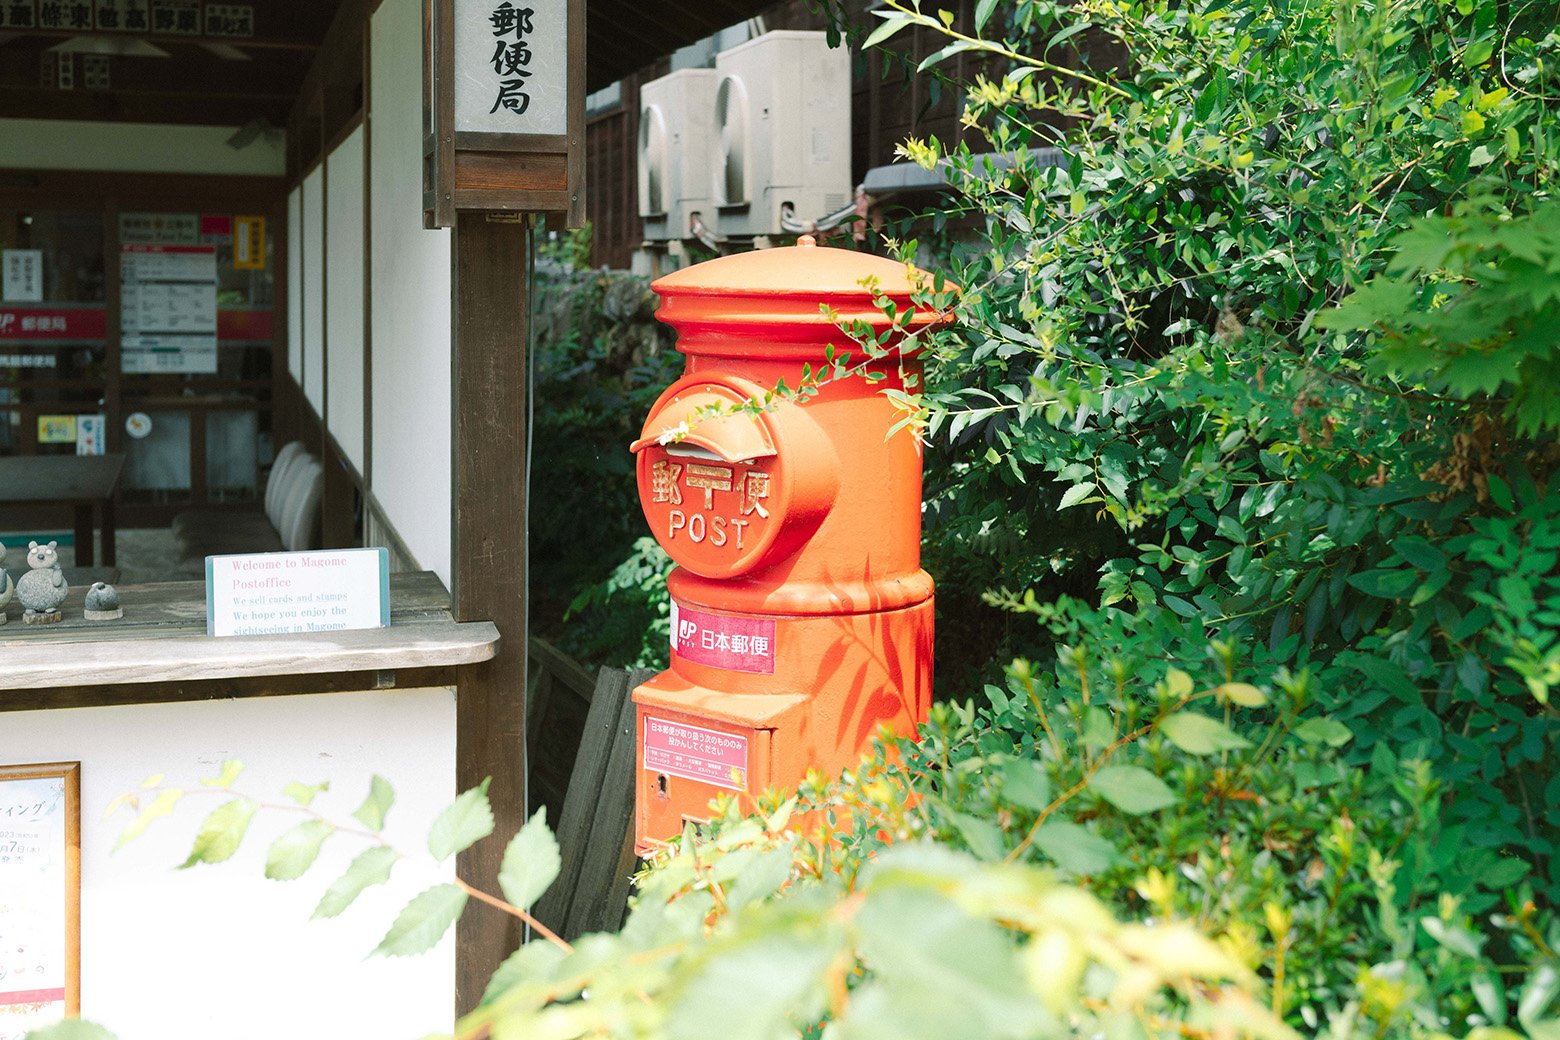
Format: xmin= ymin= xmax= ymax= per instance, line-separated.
xmin=206 ymin=548 xmax=391 ymax=637
xmin=2 ymin=250 xmax=43 ymax=303
xmin=121 ymin=244 xmax=218 ymax=374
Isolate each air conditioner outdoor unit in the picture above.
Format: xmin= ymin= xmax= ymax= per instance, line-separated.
xmin=638 ymin=68 xmax=718 ymax=242
xmin=712 ymin=30 xmax=851 ymax=238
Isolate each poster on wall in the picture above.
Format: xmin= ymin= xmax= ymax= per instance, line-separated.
xmin=0 ymin=1 xmax=37 ymax=28
xmin=119 ymin=212 xmax=199 ymax=246
xmin=76 ymin=414 xmax=105 ymax=456
xmin=2 ymin=251 xmax=43 ymax=303
xmin=0 ymin=763 xmax=80 ymax=1040
xmin=120 ymin=244 xmax=218 ymax=374
xmin=36 ymin=415 xmax=77 ymax=445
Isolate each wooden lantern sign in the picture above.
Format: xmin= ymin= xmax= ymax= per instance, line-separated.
xmin=423 ymin=0 xmax=585 ymax=227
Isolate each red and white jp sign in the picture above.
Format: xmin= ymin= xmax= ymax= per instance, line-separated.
xmin=670 ymin=601 xmax=776 ymax=674
xmin=643 ymin=716 xmax=749 ymax=791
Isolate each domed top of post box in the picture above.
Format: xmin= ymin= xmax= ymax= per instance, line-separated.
xmin=651 ymin=236 xmax=952 ymax=356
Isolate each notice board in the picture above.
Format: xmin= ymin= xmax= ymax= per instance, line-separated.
xmin=0 ymin=763 xmax=80 ymax=1040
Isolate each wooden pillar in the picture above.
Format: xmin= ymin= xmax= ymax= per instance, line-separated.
xmin=321 ymin=438 xmax=356 ymax=548
xmin=450 ymin=211 xmax=529 ymax=1015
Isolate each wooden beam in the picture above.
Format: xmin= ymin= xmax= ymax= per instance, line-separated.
xmin=285 ymin=0 xmax=370 ymax=134
xmin=0 ymin=41 xmax=313 ymax=94
xmin=11 ymin=0 xmax=336 ymax=50
xmin=450 ymin=211 xmax=529 ymax=1016
xmin=0 ymin=85 xmax=291 ymax=124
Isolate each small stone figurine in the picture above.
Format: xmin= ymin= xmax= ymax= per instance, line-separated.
xmin=84 ymin=581 xmax=122 ymax=621
xmin=0 ymin=542 xmax=13 ymax=624
xmin=17 ymin=540 xmax=68 ymax=624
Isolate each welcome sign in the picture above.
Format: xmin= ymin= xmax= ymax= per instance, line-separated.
xmin=206 ymin=548 xmax=390 ymax=637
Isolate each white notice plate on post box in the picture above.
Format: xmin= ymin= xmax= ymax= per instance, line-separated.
xmin=205 ymin=548 xmax=390 ymax=637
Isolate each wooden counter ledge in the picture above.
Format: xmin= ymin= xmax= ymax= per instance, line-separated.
xmin=0 ymin=571 xmax=499 ymax=709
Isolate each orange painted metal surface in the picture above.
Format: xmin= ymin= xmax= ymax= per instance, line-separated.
xmin=630 ymin=237 xmax=948 ymax=851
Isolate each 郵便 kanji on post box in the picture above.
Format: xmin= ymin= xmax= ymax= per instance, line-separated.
xmin=629 ymin=235 xmax=951 ymax=850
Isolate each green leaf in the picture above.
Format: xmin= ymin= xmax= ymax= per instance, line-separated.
xmin=1058 ymin=481 xmax=1096 ymax=510
xmin=1032 ymin=821 xmax=1118 ymax=875
xmin=861 ymin=12 xmax=912 ymax=50
xmin=201 ymin=759 xmax=244 ymax=788
xmin=497 ymin=806 xmax=561 ymax=911
xmin=1421 ymin=916 xmax=1485 ymax=958
xmin=21 ymin=1021 xmax=120 ymax=1040
xmin=950 ymin=810 xmax=1007 ymax=860
xmin=481 ymin=939 xmax=568 ymax=1006
xmin=1482 ymin=857 xmax=1529 ymax=888
xmin=180 ymin=797 xmax=258 ymax=868
xmin=1089 ymin=765 xmax=1177 ymax=815
xmin=1159 ymin=712 xmax=1252 ymax=755
xmin=284 ymin=781 xmax=328 ymax=807
xmin=1164 ymin=668 xmax=1194 ymax=699
xmin=114 ymin=787 xmax=184 ymax=850
xmin=918 ymin=40 xmax=980 ymax=73
xmin=265 ymin=819 xmax=334 ymax=881
xmin=974 ymin=0 xmax=1000 ymax=32
xmin=428 ymin=779 xmax=495 ymax=862
xmin=314 ymin=845 xmax=399 ymax=919
xmin=1215 ymin=682 xmax=1267 ymax=707
xmin=1347 ymin=568 xmax=1419 ymax=599
xmin=1080 ymin=706 xmax=1115 ymax=748
xmin=997 ymin=758 xmax=1052 ymax=812
xmin=1294 ymin=717 xmax=1354 ymax=747
xmin=353 ymin=774 xmax=396 ymax=832
xmin=374 ymin=883 xmax=468 ymax=957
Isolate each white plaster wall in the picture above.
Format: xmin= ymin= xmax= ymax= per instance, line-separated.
xmin=287 ymin=187 xmax=304 ymax=389
xmin=0 ymin=688 xmax=457 ymax=1040
xmin=0 ymin=119 xmax=285 ymax=176
xmin=326 ymin=128 xmax=367 ymax=474
xmin=370 ymin=0 xmax=453 ymax=586
xmin=302 ymin=166 xmax=326 ymax=416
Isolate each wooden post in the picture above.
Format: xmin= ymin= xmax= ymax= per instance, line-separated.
xmin=450 ymin=211 xmax=529 ymax=1014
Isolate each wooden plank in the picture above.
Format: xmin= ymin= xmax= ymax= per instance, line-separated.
xmin=0 ymin=665 xmax=459 ymax=714
xmin=0 ymin=619 xmax=498 ymax=691
xmin=528 ymin=635 xmax=595 ymax=705
xmin=453 ymin=152 xmax=568 ymax=192
xmin=564 ymin=665 xmax=655 ymax=939
xmin=566 ymin=0 xmax=586 ymax=228
xmin=455 ymin=131 xmax=569 ymax=154
xmin=452 ymin=186 xmax=570 ymax=213
xmin=532 ymin=667 xmax=632 ymax=937
xmin=451 ymin=212 xmax=530 ymax=1013
xmin=0 ymin=571 xmax=452 ymax=639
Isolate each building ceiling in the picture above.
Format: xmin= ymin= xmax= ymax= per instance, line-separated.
xmin=0 ymin=0 xmax=772 ymax=127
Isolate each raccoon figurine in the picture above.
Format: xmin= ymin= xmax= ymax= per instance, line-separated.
xmin=0 ymin=542 xmax=14 ymax=624
xmin=17 ymin=540 xmax=68 ymax=624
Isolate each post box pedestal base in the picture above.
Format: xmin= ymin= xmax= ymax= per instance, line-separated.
xmin=632 ymin=596 xmax=932 ymax=853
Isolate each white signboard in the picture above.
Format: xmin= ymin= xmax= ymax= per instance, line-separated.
xmin=121 ymin=245 xmax=218 ymax=374
xmin=453 ymin=0 xmax=567 ymax=136
xmin=2 ymin=251 xmax=43 ymax=303
xmin=206 ymin=549 xmax=391 ymax=637
xmin=0 ymin=767 xmax=74 ymax=1040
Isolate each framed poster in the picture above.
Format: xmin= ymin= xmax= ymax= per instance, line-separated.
xmin=0 ymin=763 xmax=80 ymax=1039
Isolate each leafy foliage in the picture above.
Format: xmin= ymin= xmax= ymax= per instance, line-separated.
xmin=835 ymin=0 xmax=1560 ymax=891
xmin=529 ymin=267 xmax=681 ymax=668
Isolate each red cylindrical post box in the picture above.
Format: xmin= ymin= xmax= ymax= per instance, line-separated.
xmin=630 ymin=236 xmax=946 ymax=850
